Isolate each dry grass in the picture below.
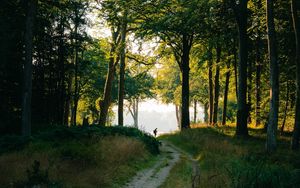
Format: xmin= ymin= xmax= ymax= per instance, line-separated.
xmin=0 ymin=136 xmax=153 ymax=187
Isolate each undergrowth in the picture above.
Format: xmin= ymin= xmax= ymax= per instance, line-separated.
xmin=160 ymin=126 xmax=300 ymax=188
xmin=0 ymin=125 xmax=160 ymax=187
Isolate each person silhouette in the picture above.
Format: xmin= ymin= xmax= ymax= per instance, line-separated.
xmin=153 ymin=128 xmax=158 ymax=137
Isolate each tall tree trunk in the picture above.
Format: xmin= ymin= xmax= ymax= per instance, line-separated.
xmin=64 ymin=75 xmax=72 ymax=126
xmin=128 ymin=98 xmax=139 ymax=128
xmin=255 ymin=0 xmax=262 ymax=127
xmin=135 ymin=98 xmax=138 ymax=128
xmin=118 ymin=13 xmax=127 ymax=126
xmin=204 ymin=102 xmax=209 ymax=123
xmin=194 ymin=99 xmax=197 ymax=123
xmin=99 ymin=58 xmax=117 ymax=126
xmin=133 ymin=98 xmax=139 ymax=128
xmin=72 ymin=8 xmax=79 ymax=126
xmin=213 ymin=46 xmax=221 ymax=126
xmin=291 ymin=0 xmax=300 ymax=150
xmin=21 ymin=0 xmax=37 ymax=137
xmin=58 ymin=16 xmax=66 ymax=125
xmin=281 ymin=81 xmax=289 ymax=134
xmin=235 ymin=0 xmax=249 ymax=137
xmin=247 ymin=52 xmax=252 ymax=124
xmin=222 ymin=64 xmax=231 ymax=126
xmin=266 ymin=0 xmax=279 ymax=153
xmin=180 ymin=34 xmax=191 ymax=129
xmin=175 ymin=105 xmax=181 ymax=129
xmin=233 ymin=44 xmax=238 ymax=101
xmin=208 ymin=48 xmax=214 ymax=125
xmin=99 ymin=26 xmax=120 ymax=126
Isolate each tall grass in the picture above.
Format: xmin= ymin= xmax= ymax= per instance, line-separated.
xmin=0 ymin=126 xmax=160 ymax=187
xmin=161 ymin=126 xmax=300 ymax=188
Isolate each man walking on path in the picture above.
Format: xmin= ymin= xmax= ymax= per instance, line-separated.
xmin=153 ymin=128 xmax=157 ymax=137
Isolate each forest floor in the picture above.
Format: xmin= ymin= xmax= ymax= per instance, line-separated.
xmin=123 ymin=141 xmax=200 ymax=188
xmin=159 ymin=125 xmax=300 ymax=188
xmin=0 ymin=126 xmax=160 ymax=187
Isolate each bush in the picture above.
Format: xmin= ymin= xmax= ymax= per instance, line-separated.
xmin=0 ymin=125 xmax=160 ymax=155
xmin=35 ymin=125 xmax=160 ymax=155
xmin=226 ymin=158 xmax=299 ymax=188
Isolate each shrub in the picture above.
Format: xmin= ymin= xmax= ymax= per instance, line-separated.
xmin=226 ymin=159 xmax=298 ymax=188
xmin=0 ymin=125 xmax=160 ymax=155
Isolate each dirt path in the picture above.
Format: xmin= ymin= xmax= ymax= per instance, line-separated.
xmin=123 ymin=141 xmax=201 ymax=188
xmin=123 ymin=141 xmax=181 ymax=188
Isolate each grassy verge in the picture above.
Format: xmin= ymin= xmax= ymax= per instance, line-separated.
xmin=159 ymin=156 xmax=192 ymax=188
xmin=160 ymin=126 xmax=300 ymax=188
xmin=0 ymin=125 xmax=160 ymax=187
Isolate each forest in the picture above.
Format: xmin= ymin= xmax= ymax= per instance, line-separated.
xmin=1 ymin=0 xmax=300 ymax=187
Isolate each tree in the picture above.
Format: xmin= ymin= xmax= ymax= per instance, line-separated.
xmin=266 ymin=0 xmax=279 ymax=153
xmin=125 ymin=70 xmax=155 ymax=128
xmin=98 ymin=29 xmax=120 ymax=126
xmin=21 ymin=0 xmax=38 ymax=137
xmin=208 ymin=48 xmax=214 ymax=125
xmin=136 ymin=0 xmax=210 ymax=129
xmin=291 ymin=0 xmax=300 ymax=150
xmin=117 ymin=9 xmax=128 ymax=126
xmin=222 ymin=59 xmax=232 ymax=126
xmin=213 ymin=46 xmax=221 ymax=125
xmin=254 ymin=0 xmax=263 ymax=126
xmin=70 ymin=1 xmax=89 ymax=126
xmin=98 ymin=0 xmax=123 ymax=126
xmin=155 ymin=52 xmax=181 ymax=127
xmin=231 ymin=0 xmax=249 ymax=136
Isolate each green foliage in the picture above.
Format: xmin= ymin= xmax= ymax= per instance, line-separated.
xmin=125 ymin=67 xmax=155 ymax=100
xmin=0 ymin=125 xmax=160 ymax=155
xmin=226 ymin=158 xmax=300 ymax=188
xmin=161 ymin=127 xmax=300 ymax=187
xmin=155 ymin=55 xmax=181 ymax=105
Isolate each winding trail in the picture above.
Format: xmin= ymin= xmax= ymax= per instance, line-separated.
xmin=123 ymin=141 xmax=200 ymax=188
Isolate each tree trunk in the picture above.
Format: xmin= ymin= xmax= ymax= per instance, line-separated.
xmin=181 ymin=34 xmax=191 ymax=129
xmin=222 ymin=64 xmax=231 ymax=126
xmin=72 ymin=8 xmax=79 ymax=126
xmin=64 ymin=75 xmax=72 ymax=126
xmin=255 ymin=0 xmax=262 ymax=127
xmin=233 ymin=45 xmax=238 ymax=101
xmin=213 ymin=46 xmax=221 ymax=126
xmin=204 ymin=102 xmax=209 ymax=123
xmin=195 ymin=100 xmax=198 ymax=123
xmin=291 ymin=0 xmax=300 ymax=150
xmin=281 ymin=81 xmax=289 ymax=134
xmin=134 ymin=98 xmax=139 ymax=128
xmin=58 ymin=16 xmax=66 ymax=125
xmin=247 ymin=52 xmax=252 ymax=124
xmin=99 ymin=58 xmax=116 ymax=126
xmin=21 ymin=0 xmax=37 ymax=137
xmin=208 ymin=48 xmax=214 ymax=125
xmin=175 ymin=105 xmax=181 ymax=129
xmin=128 ymin=98 xmax=139 ymax=128
xmin=235 ymin=0 xmax=249 ymax=137
xmin=99 ymin=26 xmax=120 ymax=126
xmin=118 ymin=13 xmax=127 ymax=126
xmin=266 ymin=0 xmax=279 ymax=153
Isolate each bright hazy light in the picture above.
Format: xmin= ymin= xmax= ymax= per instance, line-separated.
xmin=113 ymin=99 xmax=204 ymax=135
